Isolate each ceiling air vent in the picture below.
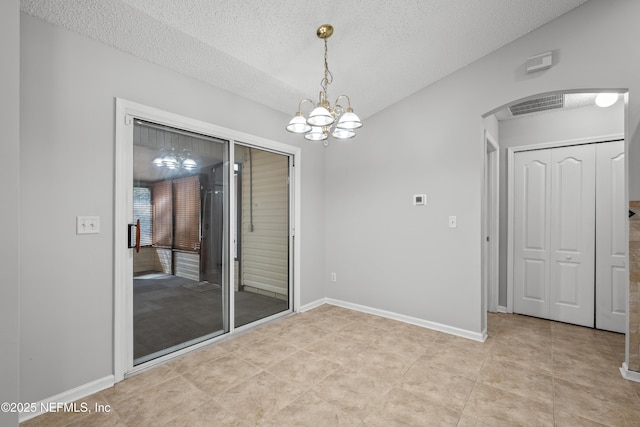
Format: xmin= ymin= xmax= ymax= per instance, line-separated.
xmin=509 ymin=94 xmax=564 ymax=116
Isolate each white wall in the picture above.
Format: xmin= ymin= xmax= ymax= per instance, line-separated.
xmin=1 ymin=2 xmax=20 ymax=426
xmin=19 ymin=14 xmax=325 ymax=404
xmin=497 ymin=103 xmax=624 ymax=307
xmin=324 ymin=0 xmax=640 ymax=334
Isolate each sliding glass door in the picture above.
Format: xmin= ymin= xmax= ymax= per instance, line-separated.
xmin=132 ymin=120 xmax=229 ymax=365
xmin=233 ymin=145 xmax=291 ymax=327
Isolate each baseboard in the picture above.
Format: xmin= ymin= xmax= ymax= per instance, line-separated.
xmin=620 ymin=362 xmax=640 ymax=383
xmin=19 ymin=375 xmax=114 ymax=423
xmin=323 ymin=298 xmax=486 ymax=342
xmin=497 ymin=305 xmax=507 ymax=313
xmin=298 ymin=297 xmax=329 ymax=313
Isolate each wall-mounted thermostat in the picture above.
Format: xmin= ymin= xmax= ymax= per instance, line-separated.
xmin=413 ymin=194 xmax=427 ymax=206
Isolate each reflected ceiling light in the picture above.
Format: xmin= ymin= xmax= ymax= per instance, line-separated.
xmin=595 ymin=92 xmax=619 ymax=108
xmin=152 ymin=148 xmax=198 ymax=171
xmin=286 ymin=24 xmax=362 ymax=146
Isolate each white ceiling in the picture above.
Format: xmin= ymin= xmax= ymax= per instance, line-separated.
xmin=20 ymin=0 xmax=589 ymax=119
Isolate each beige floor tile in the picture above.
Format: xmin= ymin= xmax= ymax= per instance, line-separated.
xmin=389 ymin=322 xmax=443 ymax=346
xmin=263 ymin=392 xmax=366 ymax=427
xmin=233 ymin=336 xmax=300 ymax=369
xmin=181 ymin=354 xmax=262 ymax=396
xmin=554 ymin=410 xmax=608 ymax=427
xmin=304 ymin=314 xmax=356 ymax=332
xmin=494 ymin=327 xmax=552 ymax=351
xmin=456 ymin=415 xmax=494 ymax=427
xmin=398 ymin=363 xmax=475 ymax=411
xmin=364 ymin=387 xmax=460 ymax=427
xmin=336 ymin=320 xmax=387 ymax=345
xmin=553 ymin=378 xmax=640 ymax=426
xmin=552 ymin=355 xmax=632 ymax=394
xmin=305 ymin=334 xmax=366 ymax=365
xmin=433 ymin=333 xmax=494 ymax=355
xmin=477 ymin=359 xmax=553 ymax=404
xmin=313 ymin=366 xmax=394 ymax=418
xmin=215 ymin=371 xmax=306 ymax=425
xmin=163 ymin=399 xmax=251 ymax=427
xmin=487 ymin=341 xmax=553 ymax=375
xmin=374 ymin=331 xmax=429 ymax=359
xmin=101 ymin=364 xmax=178 ymax=407
xmin=269 ymin=322 xmax=330 ymax=348
xmin=419 ymin=345 xmax=487 ymax=380
xmin=463 ymin=383 xmax=553 ymax=426
xmin=267 ymin=349 xmax=341 ymax=386
xmin=345 ymin=344 xmax=417 ymax=384
xmin=216 ymin=328 xmax=269 ymax=353
xmin=110 ymin=375 xmax=210 ymax=426
xmin=166 ymin=343 xmax=229 ymax=374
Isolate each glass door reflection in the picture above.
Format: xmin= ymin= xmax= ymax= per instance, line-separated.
xmin=132 ymin=120 xmax=229 ymax=365
xmin=233 ymin=145 xmax=291 ymax=327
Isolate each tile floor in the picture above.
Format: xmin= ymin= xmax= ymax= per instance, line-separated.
xmin=21 ymin=304 xmax=640 ymax=426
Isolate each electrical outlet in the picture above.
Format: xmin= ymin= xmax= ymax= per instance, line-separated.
xmin=448 ymin=216 xmax=457 ymax=228
xmin=331 ymin=273 xmax=337 ymax=283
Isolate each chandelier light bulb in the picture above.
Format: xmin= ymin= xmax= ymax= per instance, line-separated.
xmin=336 ymin=111 xmax=363 ymax=129
xmin=332 ymin=128 xmax=355 ymax=139
xmin=307 ymin=105 xmax=334 ymax=126
xmin=304 ymin=127 xmax=328 ymax=141
xmin=286 ymin=114 xmax=312 ymax=133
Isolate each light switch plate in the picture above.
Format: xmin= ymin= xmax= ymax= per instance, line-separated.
xmin=448 ymin=216 xmax=457 ymax=228
xmin=77 ymin=216 xmax=100 ymax=234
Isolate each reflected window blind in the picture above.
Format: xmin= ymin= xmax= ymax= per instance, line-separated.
xmin=173 ymin=175 xmax=201 ymax=252
xmin=133 ymin=187 xmax=152 ymax=246
xmin=152 ymin=180 xmax=173 ymax=247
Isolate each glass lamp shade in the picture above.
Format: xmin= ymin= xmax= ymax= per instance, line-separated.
xmin=304 ymin=127 xmax=328 ymax=141
xmin=307 ymin=106 xmax=335 ymax=126
xmin=336 ymin=111 xmax=362 ymax=129
xmin=152 ymin=156 xmax=164 ymax=167
xmin=182 ymin=158 xmax=197 ymax=171
xmin=286 ymin=114 xmax=312 ymax=133
xmin=332 ymin=128 xmax=356 ymax=139
xmin=163 ymin=155 xmax=178 ymax=169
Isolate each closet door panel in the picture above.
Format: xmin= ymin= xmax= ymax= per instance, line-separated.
xmin=549 ymin=144 xmax=595 ymax=327
xmin=513 ymin=150 xmax=551 ymax=319
xmin=596 ymin=140 xmax=626 ymax=333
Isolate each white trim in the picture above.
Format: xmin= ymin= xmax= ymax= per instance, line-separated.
xmin=114 ymin=98 xmax=301 ymax=382
xmin=506 ymin=133 xmax=624 ymax=314
xmin=497 ymin=305 xmax=508 ymax=313
xmin=305 ymin=298 xmax=486 ymax=342
xmin=620 ymin=362 xmax=640 ymax=383
xmin=18 ymin=376 xmax=114 ymax=423
xmin=483 ymin=130 xmax=500 ymax=315
xmin=298 ymin=298 xmax=328 ymax=313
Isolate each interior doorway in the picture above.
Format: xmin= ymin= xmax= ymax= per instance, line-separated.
xmin=483 ymin=90 xmax=626 ymax=333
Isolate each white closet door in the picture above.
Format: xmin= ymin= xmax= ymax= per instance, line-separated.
xmin=549 ymin=145 xmax=596 ymax=327
xmin=596 ymin=140 xmax=626 ymax=333
xmin=513 ymin=149 xmax=552 ymax=319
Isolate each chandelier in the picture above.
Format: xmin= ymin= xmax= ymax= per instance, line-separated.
xmin=152 ymin=148 xmax=197 ymax=171
xmin=286 ymin=24 xmax=362 ymax=145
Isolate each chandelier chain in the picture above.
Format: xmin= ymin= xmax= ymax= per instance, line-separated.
xmin=321 ymin=38 xmax=333 ymax=100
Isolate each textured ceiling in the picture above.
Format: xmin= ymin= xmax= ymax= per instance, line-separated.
xmin=20 ymin=0 xmax=589 ymax=119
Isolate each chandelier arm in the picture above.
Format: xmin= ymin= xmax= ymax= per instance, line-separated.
xmin=297 ymin=98 xmax=315 ymax=113
xmin=334 ymin=95 xmax=352 ymax=111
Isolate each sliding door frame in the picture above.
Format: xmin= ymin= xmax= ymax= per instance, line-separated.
xmin=114 ymin=98 xmax=301 ymax=382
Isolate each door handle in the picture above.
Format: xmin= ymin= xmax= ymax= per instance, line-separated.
xmin=128 ymin=219 xmax=141 ymax=253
